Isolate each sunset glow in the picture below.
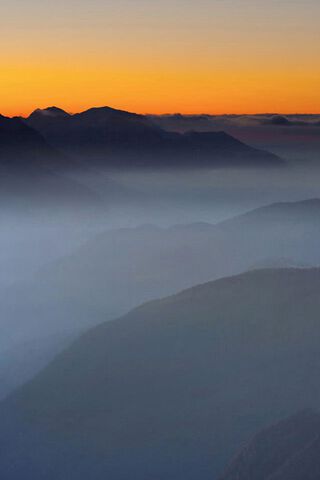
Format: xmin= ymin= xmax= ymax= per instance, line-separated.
xmin=1 ymin=0 xmax=320 ymax=116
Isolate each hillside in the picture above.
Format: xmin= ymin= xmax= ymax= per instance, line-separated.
xmin=18 ymin=198 xmax=320 ymax=317
xmin=220 ymin=410 xmax=320 ymax=480
xmin=0 ymin=114 xmax=100 ymax=212
xmin=1 ymin=268 xmax=320 ymax=479
xmin=0 ymin=114 xmax=59 ymax=166
xmin=1 ymin=198 xmax=320 ymax=400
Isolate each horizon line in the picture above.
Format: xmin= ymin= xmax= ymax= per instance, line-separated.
xmin=2 ymin=105 xmax=320 ymax=119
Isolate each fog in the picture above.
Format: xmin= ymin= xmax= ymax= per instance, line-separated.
xmin=1 ymin=157 xmax=320 ymax=400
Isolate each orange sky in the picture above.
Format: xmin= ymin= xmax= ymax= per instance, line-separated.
xmin=1 ymin=0 xmax=320 ymax=116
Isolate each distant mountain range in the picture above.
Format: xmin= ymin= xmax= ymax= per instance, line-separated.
xmin=20 ymin=197 xmax=320 ymax=319
xmin=220 ymin=410 xmax=320 ymax=480
xmin=22 ymin=106 xmax=283 ymax=168
xmin=1 ymin=267 xmax=320 ymax=479
xmin=148 ymin=113 xmax=320 ymax=161
xmin=0 ymin=106 xmax=284 ymax=209
xmin=1 ymin=198 xmax=320 ymax=400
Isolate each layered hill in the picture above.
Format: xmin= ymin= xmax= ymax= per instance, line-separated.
xmin=17 ymin=197 xmax=320 ymax=319
xmin=1 ymin=268 xmax=320 ymax=479
xmin=25 ymin=106 xmax=283 ymax=168
xmin=220 ymin=410 xmax=320 ymax=480
xmin=1 ymin=198 xmax=320 ymax=399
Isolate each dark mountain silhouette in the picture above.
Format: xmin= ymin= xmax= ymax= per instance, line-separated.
xmin=0 ymin=114 xmax=60 ymax=167
xmin=0 ymin=114 xmax=99 ymax=211
xmin=220 ymin=410 xmax=320 ymax=480
xmin=1 ymin=268 xmax=320 ymax=480
xmin=25 ymin=106 xmax=283 ymax=168
xmin=0 ymin=111 xmax=149 ymax=211
xmin=31 ymin=106 xmax=70 ymax=118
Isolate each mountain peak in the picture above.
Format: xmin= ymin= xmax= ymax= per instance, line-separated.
xmin=76 ymin=105 xmax=143 ymax=120
xmin=23 ymin=105 xmax=283 ymax=168
xmin=29 ymin=106 xmax=70 ymax=118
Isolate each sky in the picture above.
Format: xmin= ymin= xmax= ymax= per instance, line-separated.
xmin=1 ymin=0 xmax=319 ymax=116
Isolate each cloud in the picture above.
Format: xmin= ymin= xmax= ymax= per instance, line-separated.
xmin=261 ymin=115 xmax=320 ymax=127
xmin=211 ymin=114 xmax=320 ymax=128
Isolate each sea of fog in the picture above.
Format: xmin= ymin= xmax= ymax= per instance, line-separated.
xmin=1 ymin=157 xmax=320 ymax=399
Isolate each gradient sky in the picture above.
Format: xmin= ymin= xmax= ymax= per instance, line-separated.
xmin=1 ymin=0 xmax=319 ymax=116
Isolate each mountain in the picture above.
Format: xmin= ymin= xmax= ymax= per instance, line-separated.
xmin=220 ymin=410 xmax=320 ymax=480
xmin=1 ymin=268 xmax=320 ymax=480
xmin=0 ymin=114 xmax=100 ymax=212
xmin=0 ymin=332 xmax=76 ymax=401
xmin=1 ymin=198 xmax=320 ymax=400
xmin=148 ymin=113 xmax=320 ymax=162
xmin=25 ymin=106 xmax=283 ymax=168
xmin=0 ymin=111 xmax=142 ymax=212
xmin=20 ymin=198 xmax=320 ymax=316
xmin=30 ymin=106 xmax=70 ymax=119
xmin=0 ymin=114 xmax=60 ymax=167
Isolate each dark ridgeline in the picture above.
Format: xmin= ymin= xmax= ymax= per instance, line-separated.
xmin=0 ymin=114 xmax=97 ymax=210
xmin=1 ymin=268 xmax=320 ymax=480
xmin=220 ymin=410 xmax=320 ymax=480
xmin=0 ymin=114 xmax=59 ymax=167
xmin=0 ymin=106 xmax=283 ymax=210
xmin=24 ymin=106 xmax=283 ymax=168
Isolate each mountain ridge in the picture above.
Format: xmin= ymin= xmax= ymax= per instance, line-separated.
xmin=2 ymin=198 xmax=320 ymax=405
xmin=22 ymin=105 xmax=284 ymax=168
xmin=2 ymin=267 xmax=320 ymax=479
